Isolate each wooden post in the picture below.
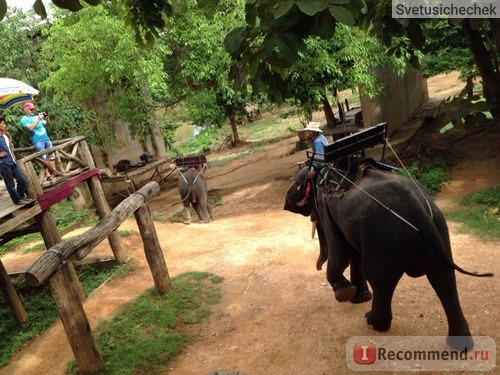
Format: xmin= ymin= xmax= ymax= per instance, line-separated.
xmin=49 ymin=264 xmax=104 ymax=373
xmin=23 ymin=182 xmax=162 ymax=374
xmin=0 ymin=260 xmax=28 ymax=323
xmin=134 ymin=205 xmax=172 ymax=294
xmin=19 ymin=144 xmax=86 ymax=303
xmin=37 ymin=210 xmax=86 ymax=302
xmin=79 ymin=140 xmax=126 ymax=263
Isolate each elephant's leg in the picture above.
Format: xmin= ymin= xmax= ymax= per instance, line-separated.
xmin=196 ymin=195 xmax=211 ymax=223
xmin=349 ymin=250 xmax=372 ymax=304
xmin=182 ymin=204 xmax=192 ymax=224
xmin=326 ymin=245 xmax=356 ymax=302
xmin=364 ymin=270 xmax=402 ymax=331
xmin=426 ymin=261 xmax=474 ymax=351
xmin=315 ymin=192 xmax=357 ymax=301
xmin=207 ymin=204 xmax=214 ymax=221
xmin=315 ymin=219 xmax=328 ymax=271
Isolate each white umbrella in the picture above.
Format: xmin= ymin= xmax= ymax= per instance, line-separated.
xmin=0 ymin=78 xmax=40 ymax=109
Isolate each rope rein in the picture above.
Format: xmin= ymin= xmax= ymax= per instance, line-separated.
xmin=317 ymin=137 xmax=436 ymax=232
xmin=327 ymin=167 xmax=420 ymax=232
xmin=385 ymin=139 xmax=434 ymax=220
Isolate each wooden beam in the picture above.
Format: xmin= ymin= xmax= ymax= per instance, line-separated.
xmin=0 ymin=260 xmax=28 ymax=323
xmin=25 ymin=182 xmax=160 ymax=286
xmin=49 ymin=264 xmax=104 ymax=373
xmin=134 ymin=204 xmax=172 ymax=294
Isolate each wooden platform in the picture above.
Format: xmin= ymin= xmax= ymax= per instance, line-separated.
xmin=0 ymin=192 xmax=41 ymax=238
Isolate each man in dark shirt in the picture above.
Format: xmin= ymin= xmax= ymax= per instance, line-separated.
xmin=0 ymin=117 xmax=29 ymax=205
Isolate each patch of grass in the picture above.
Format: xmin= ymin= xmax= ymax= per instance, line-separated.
xmin=51 ymin=199 xmax=94 ymax=230
xmin=446 ymin=186 xmax=500 ymax=240
xmin=117 ymin=229 xmax=138 ymax=237
xmin=402 ymin=158 xmax=450 ymax=195
xmin=0 ymin=262 xmax=134 ymax=367
xmin=66 ymin=272 xmax=223 ymax=375
xmin=170 ymin=127 xmax=221 ymax=156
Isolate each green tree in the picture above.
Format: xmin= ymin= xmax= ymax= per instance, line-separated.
xmin=159 ymin=0 xmax=249 ymax=145
xmin=286 ymin=25 xmax=405 ymax=125
xmin=40 ymin=3 xmax=168 ymax=148
xmin=222 ymin=1 xmax=499 ymax=124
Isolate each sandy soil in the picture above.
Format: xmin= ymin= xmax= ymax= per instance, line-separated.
xmin=1 ymin=73 xmax=499 ymax=375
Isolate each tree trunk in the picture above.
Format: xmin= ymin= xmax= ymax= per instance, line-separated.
xmin=229 ymin=111 xmax=240 ymax=145
xmin=322 ymin=95 xmax=339 ymax=126
xmin=462 ymin=19 xmax=500 ymax=122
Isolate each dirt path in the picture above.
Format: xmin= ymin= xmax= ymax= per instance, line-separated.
xmin=1 ymin=74 xmax=499 ymax=375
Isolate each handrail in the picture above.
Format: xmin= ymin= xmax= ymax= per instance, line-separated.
xmin=25 ymin=181 xmax=160 ymax=286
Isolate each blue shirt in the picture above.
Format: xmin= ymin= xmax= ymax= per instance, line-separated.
xmin=20 ymin=115 xmax=50 ymax=144
xmin=312 ymin=133 xmax=329 ymax=154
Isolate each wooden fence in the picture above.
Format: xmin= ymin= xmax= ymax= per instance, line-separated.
xmin=24 ymin=181 xmax=172 ymax=373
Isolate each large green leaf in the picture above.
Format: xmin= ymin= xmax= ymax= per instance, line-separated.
xmin=310 ymin=10 xmax=336 ymax=39
xmin=263 ymin=34 xmax=277 ymax=57
xmin=274 ymin=1 xmax=294 ymax=19
xmin=328 ymin=5 xmax=355 ymax=26
xmin=224 ymin=27 xmax=246 ymax=55
xmin=34 ymin=0 xmax=47 ymax=19
xmin=52 ymin=0 xmax=83 ymax=12
xmin=275 ymin=32 xmax=300 ymax=65
xmin=0 ymin=0 xmax=6 ymax=21
xmin=406 ymin=21 xmax=425 ymax=50
xmin=297 ymin=0 xmax=329 ymax=16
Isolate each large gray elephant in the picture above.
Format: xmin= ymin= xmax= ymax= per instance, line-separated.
xmin=178 ymin=169 xmax=213 ymax=224
xmin=284 ymin=159 xmax=492 ymax=351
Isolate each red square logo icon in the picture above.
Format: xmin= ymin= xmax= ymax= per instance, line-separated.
xmin=353 ymin=342 xmax=377 ymax=364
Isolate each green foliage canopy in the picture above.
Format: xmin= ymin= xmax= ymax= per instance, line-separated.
xmin=40 ymin=3 xmax=169 ymax=144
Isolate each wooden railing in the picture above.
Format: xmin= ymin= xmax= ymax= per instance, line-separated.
xmin=14 ymin=136 xmax=93 ymax=193
xmin=24 ymin=181 xmax=171 ymax=373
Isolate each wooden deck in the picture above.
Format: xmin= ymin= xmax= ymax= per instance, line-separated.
xmin=0 ymin=189 xmax=41 ymax=238
xmin=1 ymin=137 xmax=103 ymax=243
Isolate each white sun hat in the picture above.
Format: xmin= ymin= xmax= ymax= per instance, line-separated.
xmin=303 ymin=121 xmax=322 ymax=133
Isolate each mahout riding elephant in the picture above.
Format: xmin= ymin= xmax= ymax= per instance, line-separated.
xmin=178 ymin=169 xmax=213 ymax=224
xmin=284 ymin=160 xmax=493 ymax=351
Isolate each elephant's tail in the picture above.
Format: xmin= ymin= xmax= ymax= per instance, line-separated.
xmin=188 ymin=180 xmax=197 ymax=203
xmin=180 ymin=182 xmax=193 ymax=202
xmin=453 ymin=264 xmax=493 ymax=277
xmin=416 ymin=199 xmax=494 ymax=278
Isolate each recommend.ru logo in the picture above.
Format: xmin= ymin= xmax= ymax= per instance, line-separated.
xmin=346 ymin=336 xmax=496 ymax=371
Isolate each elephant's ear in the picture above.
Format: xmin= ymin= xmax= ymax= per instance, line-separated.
xmin=296 ymin=181 xmax=311 ymax=207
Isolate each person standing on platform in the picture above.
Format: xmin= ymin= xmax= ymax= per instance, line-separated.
xmin=0 ymin=117 xmax=29 ymax=205
xmin=20 ymin=102 xmax=55 ymax=181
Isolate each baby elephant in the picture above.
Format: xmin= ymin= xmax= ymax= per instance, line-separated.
xmin=178 ymin=169 xmax=213 ymax=224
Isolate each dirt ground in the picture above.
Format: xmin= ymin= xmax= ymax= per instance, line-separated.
xmin=1 ymin=72 xmax=499 ymax=375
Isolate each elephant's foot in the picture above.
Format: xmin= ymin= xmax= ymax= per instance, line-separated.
xmin=447 ymin=336 xmax=474 ymax=352
xmin=333 ymin=279 xmax=356 ymax=302
xmin=350 ymin=290 xmax=372 ymax=304
xmin=365 ymin=310 xmax=391 ymax=331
